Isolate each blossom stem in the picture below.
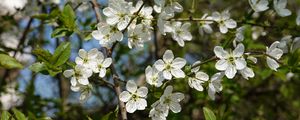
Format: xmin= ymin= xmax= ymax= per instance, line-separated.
xmin=191 ymin=56 xmax=218 ymax=69
xmin=168 ymin=18 xmax=214 ymax=22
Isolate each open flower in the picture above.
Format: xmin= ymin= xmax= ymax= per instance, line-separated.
xmin=71 ymin=84 xmax=93 ymax=102
xmin=208 ymin=72 xmax=224 ymax=100
xmin=273 ymin=0 xmax=291 ymax=17
xmin=91 ymin=52 xmax=112 ymax=78
xmin=119 ymin=80 xmax=148 ymax=113
xmin=188 ymin=71 xmax=209 ymax=91
xmin=63 ymin=65 xmax=93 ymax=86
xmin=127 ymin=24 xmax=151 ymax=49
xmin=102 ymin=0 xmax=133 ymax=30
xmin=75 ymin=48 xmax=99 ymax=69
xmin=266 ymin=41 xmax=283 ymax=71
xmin=214 ymin=43 xmax=247 ymax=79
xmin=165 ymin=22 xmax=192 ymax=47
xmin=211 ymin=10 xmax=237 ymax=34
xmin=154 ymin=50 xmax=186 ymax=80
xmin=249 ymin=0 xmax=269 ymax=12
xmin=145 ymin=66 xmax=164 ymax=87
xmin=158 ymin=86 xmax=184 ymax=113
xmin=198 ymin=14 xmax=213 ymax=36
xmin=92 ymin=23 xmax=123 ymax=48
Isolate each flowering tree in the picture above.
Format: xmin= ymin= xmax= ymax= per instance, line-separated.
xmin=0 ymin=0 xmax=300 ymax=120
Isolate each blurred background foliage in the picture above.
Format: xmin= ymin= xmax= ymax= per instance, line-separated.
xmin=0 ymin=0 xmax=300 ymax=120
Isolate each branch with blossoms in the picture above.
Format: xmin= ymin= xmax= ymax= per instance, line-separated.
xmin=59 ymin=0 xmax=300 ymax=119
xmin=1 ymin=0 xmax=295 ymax=119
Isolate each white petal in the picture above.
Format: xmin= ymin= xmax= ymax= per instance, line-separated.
xmin=171 ymin=58 xmax=186 ymax=69
xmin=102 ymin=58 xmax=112 ymax=68
xmin=169 ymin=101 xmax=181 ymax=113
xmin=195 ymin=72 xmax=209 ymax=81
xmin=224 ymin=19 xmax=237 ymax=29
xmin=163 ymin=71 xmax=172 ymax=80
xmin=208 ymin=84 xmax=216 ymax=100
xmin=214 ymin=46 xmax=228 ymax=59
xmin=126 ymin=80 xmax=137 ymax=93
xmin=126 ymin=100 xmax=137 ymax=113
xmin=154 ymin=60 xmax=166 ymax=71
xmin=233 ymin=43 xmax=245 ymax=57
xmin=163 ymin=50 xmax=174 ymax=63
xmin=234 ymin=58 xmax=247 ymax=70
xmin=119 ymin=91 xmax=132 ymax=102
xmin=215 ymin=59 xmax=229 ymax=71
xmin=163 ymin=86 xmax=173 ymax=95
xmin=136 ymin=99 xmax=147 ymax=110
xmin=266 ymin=57 xmax=280 ymax=71
xmin=78 ymin=49 xmax=87 ymax=58
xmin=225 ymin=65 xmax=237 ymax=79
xmin=240 ymin=67 xmax=255 ymax=79
xmin=172 ymin=2 xmax=183 ymax=12
xmin=92 ymin=30 xmax=103 ymax=40
xmin=171 ymin=69 xmax=185 ymax=78
xmin=219 ymin=24 xmax=228 ymax=33
xmin=63 ymin=70 xmax=74 ymax=78
xmin=78 ymin=78 xmax=89 ymax=85
xmin=99 ymin=68 xmax=106 ymax=78
xmin=269 ymin=48 xmax=283 ymax=59
xmin=70 ymin=77 xmax=77 ymax=86
xmin=171 ymin=93 xmax=184 ymax=102
xmin=137 ymin=87 xmax=148 ymax=97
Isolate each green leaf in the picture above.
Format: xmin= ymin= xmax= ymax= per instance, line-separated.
xmin=32 ymin=48 xmax=52 ymax=63
xmin=1 ymin=111 xmax=11 ymax=120
xmin=12 ymin=108 xmax=27 ymax=120
xmin=0 ymin=53 xmax=23 ymax=69
xmin=51 ymin=27 xmax=70 ymax=38
xmin=61 ymin=4 xmax=76 ymax=30
xmin=51 ymin=42 xmax=71 ymax=66
xmin=101 ymin=112 xmax=116 ymax=120
xmin=203 ymin=107 xmax=216 ymax=120
xmin=29 ymin=62 xmax=46 ymax=73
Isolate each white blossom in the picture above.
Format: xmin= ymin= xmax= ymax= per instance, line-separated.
xmin=71 ymin=84 xmax=93 ymax=102
xmin=91 ymin=52 xmax=112 ymax=78
xmin=0 ymin=0 xmax=27 ymax=16
xmin=278 ymin=35 xmax=292 ymax=53
xmin=133 ymin=1 xmax=153 ymax=27
xmin=251 ymin=26 xmax=267 ymax=40
xmin=0 ymin=85 xmax=23 ymax=110
xmin=127 ymin=24 xmax=151 ymax=49
xmin=249 ymin=0 xmax=269 ymax=12
xmin=150 ymin=85 xmax=184 ymax=118
xmin=156 ymin=2 xmax=183 ymax=35
xmin=119 ymin=80 xmax=148 ymax=113
xmin=158 ymin=86 xmax=184 ymax=113
xmin=198 ymin=14 xmax=213 ymax=36
xmin=92 ymin=23 xmax=123 ymax=48
xmin=239 ymin=67 xmax=255 ymax=80
xmin=154 ymin=50 xmax=186 ymax=80
xmin=233 ymin=26 xmax=246 ymax=46
xmin=145 ymin=66 xmax=164 ymax=87
xmin=102 ymin=0 xmax=133 ymax=30
xmin=165 ymin=22 xmax=192 ymax=47
xmin=273 ymin=0 xmax=291 ymax=17
xmin=211 ymin=10 xmax=237 ymax=34
xmin=188 ymin=71 xmax=209 ymax=91
xmin=266 ymin=41 xmax=283 ymax=71
xmin=75 ymin=48 xmax=99 ymax=69
xmin=63 ymin=65 xmax=93 ymax=86
xmin=214 ymin=43 xmax=247 ymax=79
xmin=297 ymin=10 xmax=300 ymax=26
xmin=208 ymin=72 xmax=224 ymax=100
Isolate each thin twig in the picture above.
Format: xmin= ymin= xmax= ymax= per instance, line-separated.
xmin=90 ymin=0 xmax=102 ymax=22
xmin=191 ymin=56 xmax=217 ymax=69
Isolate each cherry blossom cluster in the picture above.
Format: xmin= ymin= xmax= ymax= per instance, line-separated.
xmin=63 ymin=48 xmax=112 ymax=101
xmin=61 ymin=0 xmax=300 ymax=119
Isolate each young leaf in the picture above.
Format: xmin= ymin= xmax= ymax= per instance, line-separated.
xmin=0 ymin=53 xmax=23 ymax=69
xmin=12 ymin=108 xmax=27 ymax=120
xmin=32 ymin=48 xmax=52 ymax=63
xmin=29 ymin=62 xmax=46 ymax=73
xmin=51 ymin=42 xmax=71 ymax=66
xmin=51 ymin=27 xmax=70 ymax=38
xmin=61 ymin=4 xmax=76 ymax=30
xmin=203 ymin=107 xmax=216 ymax=120
xmin=1 ymin=111 xmax=11 ymax=120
